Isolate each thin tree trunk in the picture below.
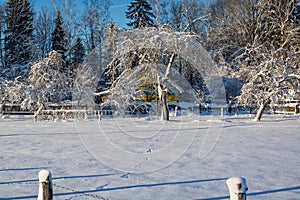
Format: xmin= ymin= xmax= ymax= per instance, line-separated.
xmin=157 ymin=53 xmax=176 ymax=120
xmin=161 ymin=90 xmax=169 ymax=120
xmin=254 ymin=100 xmax=268 ymax=121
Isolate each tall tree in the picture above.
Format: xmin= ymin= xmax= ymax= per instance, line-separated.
xmin=205 ymin=0 xmax=258 ymax=62
xmin=239 ymin=0 xmax=300 ymax=121
xmin=35 ymin=7 xmax=54 ymax=59
xmin=157 ymin=0 xmax=169 ymax=25
xmin=254 ymin=0 xmax=300 ymax=51
xmin=181 ymin=0 xmax=207 ymax=34
xmin=203 ymin=0 xmax=259 ymax=102
xmin=4 ymin=0 xmax=34 ymax=69
xmin=55 ymin=0 xmax=79 ymax=65
xmin=167 ymin=0 xmax=207 ymax=34
xmin=209 ymin=0 xmax=300 ymax=121
xmin=126 ymin=0 xmax=155 ymax=28
xmin=169 ymin=1 xmax=184 ymax=31
xmin=71 ymin=37 xmax=85 ymax=65
xmin=149 ymin=0 xmax=169 ymax=25
xmin=51 ymin=10 xmax=66 ymax=60
xmin=81 ymin=0 xmax=111 ymax=53
xmin=149 ymin=0 xmax=159 ymax=24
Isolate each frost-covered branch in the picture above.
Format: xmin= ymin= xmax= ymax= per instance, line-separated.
xmin=161 ymin=53 xmax=176 ymax=83
xmin=183 ymin=15 xmax=207 ymax=33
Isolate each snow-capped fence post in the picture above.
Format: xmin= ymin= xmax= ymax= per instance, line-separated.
xmin=226 ymin=177 xmax=248 ymax=200
xmin=174 ymin=105 xmax=178 ymax=117
xmin=221 ymin=107 xmax=224 ymax=117
xmin=97 ymin=110 xmax=101 ymax=121
xmin=37 ymin=170 xmax=53 ymax=200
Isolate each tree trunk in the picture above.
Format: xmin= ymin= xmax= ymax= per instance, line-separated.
xmin=157 ymin=53 xmax=176 ymax=121
xmin=161 ymin=90 xmax=169 ymax=120
xmin=254 ymin=100 xmax=268 ymax=121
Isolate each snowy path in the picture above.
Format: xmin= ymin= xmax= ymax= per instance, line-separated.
xmin=0 ymin=114 xmax=299 ymax=199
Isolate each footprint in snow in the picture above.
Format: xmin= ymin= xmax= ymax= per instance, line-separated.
xmin=96 ymin=183 xmax=109 ymax=190
xmin=120 ymin=173 xmax=130 ymax=178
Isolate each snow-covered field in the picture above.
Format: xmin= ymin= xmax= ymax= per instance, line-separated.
xmin=1 ymin=113 xmax=299 ymax=199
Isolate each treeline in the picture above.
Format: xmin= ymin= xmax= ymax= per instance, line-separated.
xmin=0 ymin=0 xmax=299 ymax=79
xmin=0 ymin=0 xmax=113 ymax=79
xmin=0 ymin=0 xmax=299 ymax=120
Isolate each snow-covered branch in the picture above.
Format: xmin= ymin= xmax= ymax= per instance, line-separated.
xmin=161 ymin=53 xmax=176 ymax=83
xmin=183 ymin=15 xmax=207 ymax=33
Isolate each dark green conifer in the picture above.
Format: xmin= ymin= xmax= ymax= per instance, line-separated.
xmin=126 ymin=0 xmax=155 ymax=28
xmin=4 ymin=0 xmax=34 ymax=67
xmin=51 ymin=10 xmax=66 ymax=58
xmin=71 ymin=37 xmax=85 ymax=65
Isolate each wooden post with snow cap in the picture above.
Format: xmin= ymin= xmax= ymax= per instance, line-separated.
xmin=226 ymin=177 xmax=248 ymax=200
xmin=37 ymin=170 xmax=53 ymax=200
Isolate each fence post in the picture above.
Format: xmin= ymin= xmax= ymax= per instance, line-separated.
xmin=226 ymin=177 xmax=248 ymax=200
xmin=174 ymin=106 xmax=178 ymax=117
xmin=221 ymin=107 xmax=224 ymax=117
xmin=98 ymin=110 xmax=101 ymax=121
xmin=37 ymin=170 xmax=53 ymax=200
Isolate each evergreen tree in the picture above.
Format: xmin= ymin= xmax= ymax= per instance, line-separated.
xmin=4 ymin=0 xmax=34 ymax=67
xmin=51 ymin=10 xmax=66 ymax=59
xmin=71 ymin=37 xmax=85 ymax=65
xmin=126 ymin=0 xmax=155 ymax=28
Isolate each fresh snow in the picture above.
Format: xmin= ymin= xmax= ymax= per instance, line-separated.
xmin=0 ymin=113 xmax=299 ymax=199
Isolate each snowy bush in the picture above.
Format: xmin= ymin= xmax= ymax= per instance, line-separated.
xmin=0 ymin=76 xmax=27 ymax=105
xmin=23 ymin=51 xmax=68 ymax=111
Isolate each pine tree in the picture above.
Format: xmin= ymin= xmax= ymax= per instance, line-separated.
xmin=126 ymin=0 xmax=155 ymax=28
xmin=51 ymin=10 xmax=66 ymax=59
xmin=4 ymin=0 xmax=34 ymax=67
xmin=71 ymin=37 xmax=85 ymax=65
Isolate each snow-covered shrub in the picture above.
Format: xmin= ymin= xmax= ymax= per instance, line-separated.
xmin=23 ymin=51 xmax=68 ymax=111
xmin=0 ymin=76 xmax=27 ymax=105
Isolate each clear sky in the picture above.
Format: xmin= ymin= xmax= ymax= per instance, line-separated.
xmin=1 ymin=0 xmax=213 ymax=28
xmin=0 ymin=0 xmax=131 ymax=28
xmin=109 ymin=0 xmax=131 ymax=27
xmin=35 ymin=0 xmax=131 ymax=28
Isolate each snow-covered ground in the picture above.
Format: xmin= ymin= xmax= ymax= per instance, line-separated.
xmin=1 ymin=113 xmax=299 ymax=199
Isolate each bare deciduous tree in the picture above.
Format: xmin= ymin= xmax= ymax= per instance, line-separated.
xmin=81 ymin=0 xmax=111 ymax=53
xmin=231 ymin=0 xmax=299 ymax=121
xmin=35 ymin=7 xmax=54 ymax=59
xmin=78 ymin=27 xmax=225 ymax=120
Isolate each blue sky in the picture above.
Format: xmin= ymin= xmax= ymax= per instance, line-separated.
xmin=34 ymin=0 xmax=131 ymax=28
xmin=1 ymin=0 xmax=214 ymax=28
xmin=109 ymin=0 xmax=131 ymax=27
xmin=0 ymin=0 xmax=131 ymax=28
